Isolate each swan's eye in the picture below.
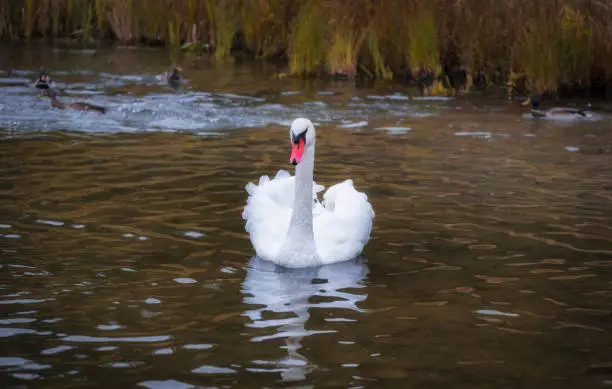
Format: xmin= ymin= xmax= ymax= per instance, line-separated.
xmin=291 ymin=129 xmax=307 ymax=145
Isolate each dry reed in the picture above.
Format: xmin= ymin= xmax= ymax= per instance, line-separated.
xmin=0 ymin=0 xmax=611 ymax=94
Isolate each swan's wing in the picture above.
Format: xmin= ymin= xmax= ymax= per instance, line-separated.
xmin=242 ymin=170 xmax=325 ymax=260
xmin=242 ymin=170 xmax=293 ymax=261
xmin=314 ymin=179 xmax=375 ymax=264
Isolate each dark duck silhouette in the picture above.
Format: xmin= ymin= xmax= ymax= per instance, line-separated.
xmin=523 ymin=94 xmax=591 ymax=119
xmin=156 ymin=66 xmax=182 ymax=87
xmin=34 ymin=69 xmax=55 ymax=90
xmin=45 ymin=88 xmax=106 ymax=114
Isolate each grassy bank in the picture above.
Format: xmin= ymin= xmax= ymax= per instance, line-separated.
xmin=2 ymin=0 xmax=611 ymax=96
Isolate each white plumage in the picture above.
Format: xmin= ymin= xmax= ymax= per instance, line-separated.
xmin=242 ymin=118 xmax=374 ymax=268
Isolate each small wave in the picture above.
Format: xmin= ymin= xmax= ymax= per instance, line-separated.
xmin=183 ymin=344 xmax=213 ymax=350
xmin=35 ymin=219 xmax=64 ymax=227
xmin=174 ymin=278 xmax=198 ymax=284
xmin=64 ymin=89 xmax=105 ymax=96
xmin=139 ymin=380 xmax=194 ymax=389
xmin=95 ymin=346 xmax=118 ymax=352
xmin=0 ymin=77 xmax=30 ymax=85
xmin=152 ymin=348 xmax=174 ymax=355
xmin=191 ymin=365 xmax=237 ymax=374
xmin=0 ymin=298 xmax=55 ymax=305
xmin=455 ymin=131 xmax=493 ymax=139
xmin=412 ymin=96 xmax=454 ymax=101
xmin=339 ymin=121 xmax=368 ymax=128
xmin=62 ymin=335 xmax=172 ymax=343
xmin=102 ymin=361 xmax=145 ymax=369
xmin=40 ymin=345 xmax=74 ymax=355
xmin=365 ymin=94 xmax=409 ymax=101
xmin=217 ymin=93 xmax=265 ymax=102
xmin=475 ymin=309 xmax=519 ymax=317
xmin=376 ymin=126 xmax=411 ymax=134
xmin=0 ymin=328 xmax=52 ymax=338
xmin=96 ymin=324 xmax=124 ymax=331
xmin=0 ymin=318 xmax=37 ymax=325
xmin=148 ymin=118 xmax=209 ymax=131
xmin=0 ymin=357 xmax=51 ymax=370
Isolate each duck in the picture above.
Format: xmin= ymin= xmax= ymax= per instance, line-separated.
xmin=33 ymin=69 xmax=55 ymax=90
xmin=156 ymin=66 xmax=182 ymax=87
xmin=242 ymin=118 xmax=375 ymax=268
xmin=523 ymin=94 xmax=591 ymax=119
xmin=45 ymin=88 xmax=106 ymax=114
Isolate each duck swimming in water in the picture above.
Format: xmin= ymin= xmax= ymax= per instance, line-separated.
xmin=45 ymin=88 xmax=106 ymax=114
xmin=156 ymin=66 xmax=182 ymax=87
xmin=523 ymin=94 xmax=591 ymax=119
xmin=33 ymin=69 xmax=55 ymax=90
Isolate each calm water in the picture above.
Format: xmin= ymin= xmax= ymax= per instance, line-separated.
xmin=1 ymin=45 xmax=612 ymax=389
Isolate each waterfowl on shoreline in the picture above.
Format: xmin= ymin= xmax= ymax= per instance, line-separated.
xmin=33 ymin=69 xmax=54 ymax=90
xmin=45 ymin=88 xmax=106 ymax=114
xmin=523 ymin=94 xmax=591 ymax=119
xmin=156 ymin=66 xmax=182 ymax=87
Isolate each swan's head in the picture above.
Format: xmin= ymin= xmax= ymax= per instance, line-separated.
xmin=289 ymin=118 xmax=315 ymax=166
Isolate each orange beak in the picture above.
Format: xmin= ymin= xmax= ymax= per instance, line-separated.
xmin=290 ymin=138 xmax=305 ymax=165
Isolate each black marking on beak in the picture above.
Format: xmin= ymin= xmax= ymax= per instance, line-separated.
xmin=291 ymin=129 xmax=307 ymax=145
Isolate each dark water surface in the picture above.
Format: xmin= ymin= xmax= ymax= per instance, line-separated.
xmin=1 ymin=45 xmax=612 ymax=389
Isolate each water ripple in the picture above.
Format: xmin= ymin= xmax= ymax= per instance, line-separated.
xmin=62 ymin=335 xmax=172 ymax=343
xmin=1 ymin=47 xmax=611 ymax=388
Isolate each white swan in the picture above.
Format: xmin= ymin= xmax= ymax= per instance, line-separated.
xmin=242 ymin=118 xmax=375 ymax=268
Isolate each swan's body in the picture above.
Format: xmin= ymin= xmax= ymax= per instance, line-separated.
xmin=242 ymin=118 xmax=374 ymax=268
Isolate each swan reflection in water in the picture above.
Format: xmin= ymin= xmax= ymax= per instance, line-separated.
xmin=241 ymin=256 xmax=369 ymax=382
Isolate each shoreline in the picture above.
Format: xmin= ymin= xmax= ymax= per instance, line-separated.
xmin=2 ymin=41 xmax=611 ymax=103
xmin=2 ymin=0 xmax=611 ymax=97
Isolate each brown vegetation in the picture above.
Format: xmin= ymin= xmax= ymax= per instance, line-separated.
xmin=1 ymin=0 xmax=611 ymax=95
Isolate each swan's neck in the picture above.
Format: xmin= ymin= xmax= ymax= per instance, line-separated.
xmin=291 ymin=145 xmax=315 ymax=231
xmin=276 ymin=143 xmax=319 ymax=267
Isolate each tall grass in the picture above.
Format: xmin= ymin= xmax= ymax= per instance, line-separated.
xmin=559 ymin=6 xmax=592 ymax=85
xmin=1 ymin=0 xmax=612 ymax=94
xmin=203 ymin=0 xmax=241 ymax=62
xmin=0 ymin=2 xmax=10 ymax=40
xmin=363 ymin=28 xmax=392 ymax=80
xmin=405 ymin=5 xmax=440 ymax=76
xmin=108 ymin=0 xmax=133 ymax=42
xmin=240 ymin=0 xmax=288 ymax=59
xmin=326 ymin=21 xmax=365 ymax=77
xmin=23 ymin=0 xmax=34 ymax=40
xmin=289 ymin=0 xmax=327 ymax=75
xmin=359 ymin=0 xmax=394 ymax=80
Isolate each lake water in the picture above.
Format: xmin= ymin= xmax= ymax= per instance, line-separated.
xmin=1 ymin=45 xmax=612 ymax=389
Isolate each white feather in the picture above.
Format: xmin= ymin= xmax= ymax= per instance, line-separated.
xmin=242 ymin=117 xmax=374 ymax=268
xmin=243 ymin=172 xmax=374 ymax=266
